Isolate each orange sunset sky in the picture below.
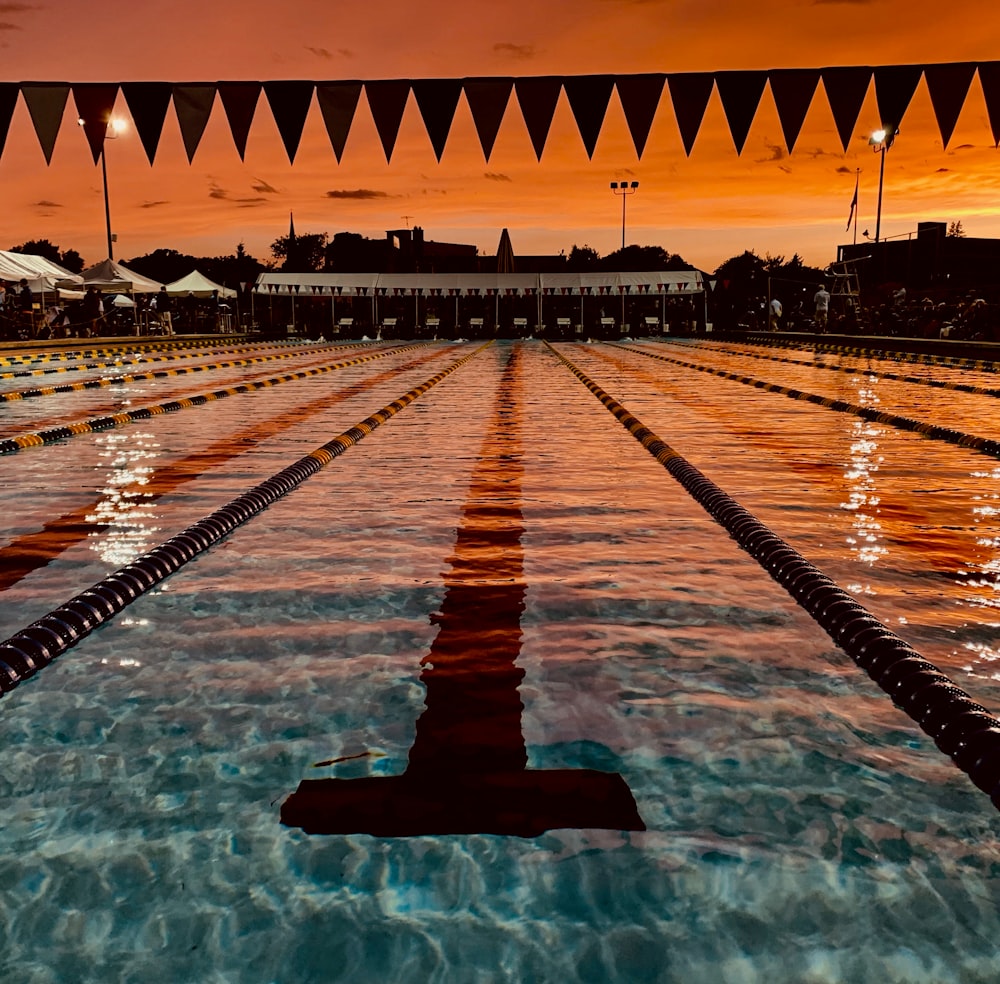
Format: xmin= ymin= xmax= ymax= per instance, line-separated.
xmin=1 ymin=0 xmax=999 ymax=274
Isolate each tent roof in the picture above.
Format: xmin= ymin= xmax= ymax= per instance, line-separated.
xmin=164 ymin=270 xmax=236 ymax=298
xmin=0 ymin=250 xmax=82 ymax=289
xmin=255 ymin=270 xmax=705 ymax=296
xmin=77 ymin=258 xmax=163 ymax=293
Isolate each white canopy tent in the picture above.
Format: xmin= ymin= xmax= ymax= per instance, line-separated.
xmin=75 ymin=258 xmax=164 ymax=293
xmin=0 ymin=250 xmax=82 ymax=291
xmin=165 ymin=270 xmax=237 ymax=298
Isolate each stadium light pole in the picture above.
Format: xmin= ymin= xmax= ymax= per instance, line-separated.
xmin=79 ymin=116 xmax=127 ymax=260
xmin=868 ymin=127 xmax=898 ymax=245
xmin=610 ymin=180 xmax=639 ymax=251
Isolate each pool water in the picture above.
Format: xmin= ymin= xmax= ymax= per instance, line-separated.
xmin=1 ymin=338 xmax=998 ymax=983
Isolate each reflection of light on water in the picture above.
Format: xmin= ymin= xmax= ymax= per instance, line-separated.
xmin=968 ymin=467 xmax=1000 ymax=611
xmin=86 ymin=431 xmax=161 ymax=567
xmin=840 ymin=378 xmax=888 ymax=585
xmin=99 ymin=657 xmax=142 ymax=668
xmin=962 ymin=639 xmax=1000 ymax=680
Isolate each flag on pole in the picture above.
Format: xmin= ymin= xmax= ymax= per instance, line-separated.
xmin=846 ymin=173 xmax=859 ymax=232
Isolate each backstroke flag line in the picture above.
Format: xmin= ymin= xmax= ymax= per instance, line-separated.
xmin=847 ymin=171 xmax=859 ymax=232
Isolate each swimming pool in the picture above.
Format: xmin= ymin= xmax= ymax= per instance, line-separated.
xmin=1 ymin=337 xmax=998 ymax=982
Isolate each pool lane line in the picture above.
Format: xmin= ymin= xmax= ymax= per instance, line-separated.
xmin=612 ymin=341 xmax=1000 ymax=459
xmin=548 ymin=341 xmax=1000 ymax=812
xmin=0 ymin=343 xmax=427 ymax=455
xmin=0 ymin=342 xmax=492 ymax=698
xmin=0 ymin=336 xmax=260 ymax=367
xmin=0 ymin=338 xmax=366 ymax=380
xmin=657 ymin=339 xmax=1000 ymax=399
xmin=0 ymin=340 xmax=384 ymax=403
xmin=745 ymin=335 xmax=1000 ymax=373
xmin=0 ymin=344 xmax=456 ymax=591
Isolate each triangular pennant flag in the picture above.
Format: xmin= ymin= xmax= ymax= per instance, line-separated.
xmin=714 ymin=70 xmax=768 ymax=154
xmin=412 ymin=78 xmax=463 ymax=161
xmin=873 ymin=64 xmax=922 ymax=133
xmin=0 ymin=84 xmax=19 ymax=159
xmin=462 ymin=77 xmax=513 ymax=161
xmin=615 ymin=74 xmax=665 ymax=158
xmin=72 ymin=83 xmax=120 ymax=163
xmin=316 ymin=81 xmax=362 ymax=162
xmin=923 ymin=62 xmax=976 ymax=149
xmin=665 ymin=72 xmax=715 ymax=155
xmin=21 ymin=83 xmax=70 ymax=164
xmin=263 ymin=80 xmax=314 ymax=163
xmin=122 ymin=82 xmax=173 ymax=164
xmin=513 ymin=76 xmax=563 ymax=160
xmin=218 ymin=82 xmax=261 ymax=161
xmin=768 ymin=68 xmax=821 ymax=152
xmin=563 ymin=75 xmax=615 ymax=158
xmin=980 ymin=62 xmax=1000 ymax=148
xmin=173 ymin=84 xmax=216 ymax=163
xmin=365 ymin=80 xmax=411 ymax=162
xmin=820 ymin=66 xmax=872 ymax=151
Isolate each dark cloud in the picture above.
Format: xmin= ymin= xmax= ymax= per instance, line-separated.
xmin=325 ymin=188 xmax=390 ymax=199
xmin=835 ymin=165 xmax=853 ymax=173
xmin=484 ymin=172 xmax=512 ymax=182
xmin=778 ymin=165 xmax=792 ymax=174
xmin=493 ymin=42 xmax=535 ymax=60
xmin=754 ymin=142 xmax=785 ymax=164
xmin=936 ymin=167 xmax=950 ymax=173
xmin=305 ymin=46 xmax=333 ymax=59
xmin=953 ymin=143 xmax=974 ymax=151
xmin=235 ymin=199 xmax=268 ymax=208
xmin=33 ymin=199 xmax=60 ymax=208
xmin=0 ymin=21 xmax=21 ymax=30
xmin=140 ymin=201 xmax=169 ymax=209
xmin=252 ymin=178 xmax=279 ymax=194
xmin=0 ymin=3 xmax=38 ymax=10
xmin=209 ymin=185 xmax=228 ymax=200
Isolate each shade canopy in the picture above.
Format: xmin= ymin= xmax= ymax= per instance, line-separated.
xmin=75 ymin=258 xmax=163 ymax=293
xmin=0 ymin=250 xmax=82 ymax=290
xmin=164 ymin=269 xmax=237 ymax=297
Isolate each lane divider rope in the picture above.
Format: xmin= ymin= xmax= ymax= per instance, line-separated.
xmin=0 ymin=340 xmax=382 ymax=403
xmin=548 ymin=340 xmax=1000 ymax=811
xmin=744 ymin=334 xmax=1000 ymax=373
xmin=612 ymin=341 xmax=1000 ymax=459
xmin=0 ymin=343 xmax=428 ymax=455
xmin=660 ymin=339 xmax=1000 ymax=399
xmin=0 ymin=341 xmax=492 ymax=697
xmin=0 ymin=338 xmax=365 ymax=381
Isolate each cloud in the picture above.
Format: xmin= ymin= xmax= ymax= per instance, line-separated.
xmin=140 ymin=201 xmax=169 ymax=209
xmin=210 ymin=183 xmax=268 ymax=205
xmin=484 ymin=172 xmax=512 ymax=182
xmin=325 ymin=188 xmax=390 ymax=199
xmin=209 ymin=185 xmax=228 ymax=200
xmin=235 ymin=199 xmax=268 ymax=208
xmin=305 ymin=46 xmax=333 ymax=59
xmin=754 ymin=142 xmax=785 ymax=164
xmin=936 ymin=167 xmax=950 ymax=173
xmin=835 ymin=165 xmax=854 ymax=174
xmin=33 ymin=199 xmax=60 ymax=208
xmin=0 ymin=3 xmax=38 ymax=10
xmin=252 ymin=178 xmax=279 ymax=194
xmin=0 ymin=20 xmax=20 ymax=30
xmin=493 ymin=42 xmax=535 ymax=60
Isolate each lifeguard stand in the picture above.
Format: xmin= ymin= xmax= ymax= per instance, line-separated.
xmin=827 ymin=257 xmax=863 ymax=315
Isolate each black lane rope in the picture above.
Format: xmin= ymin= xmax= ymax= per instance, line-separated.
xmin=0 ymin=343 xmax=429 ymax=454
xmin=661 ymin=339 xmax=1000 ymax=399
xmin=0 ymin=338 xmax=357 ymax=380
xmin=0 ymin=339 xmax=383 ymax=404
xmin=0 ymin=341 xmax=492 ymax=698
xmin=612 ymin=342 xmax=1000 ymax=459
xmin=0 ymin=335 xmax=260 ymax=367
xmin=548 ymin=341 xmax=1000 ymax=811
xmin=745 ymin=334 xmax=1000 ymax=373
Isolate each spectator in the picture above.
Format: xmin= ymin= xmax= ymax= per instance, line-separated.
xmin=814 ymin=284 xmax=831 ymax=331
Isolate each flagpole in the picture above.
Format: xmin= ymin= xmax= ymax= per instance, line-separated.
xmin=853 ymin=168 xmax=860 ymax=245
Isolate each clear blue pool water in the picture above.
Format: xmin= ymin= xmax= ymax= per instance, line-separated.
xmin=1 ymin=338 xmax=998 ymax=983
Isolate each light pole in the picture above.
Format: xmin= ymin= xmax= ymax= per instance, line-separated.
xmin=610 ymin=180 xmax=639 ymax=251
xmin=868 ymin=127 xmax=897 ymax=245
xmin=79 ymin=116 xmax=126 ymax=259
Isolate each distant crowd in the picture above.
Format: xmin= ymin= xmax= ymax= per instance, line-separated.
xmin=739 ymin=284 xmax=999 ymax=343
xmin=0 ymin=281 xmax=232 ymax=341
